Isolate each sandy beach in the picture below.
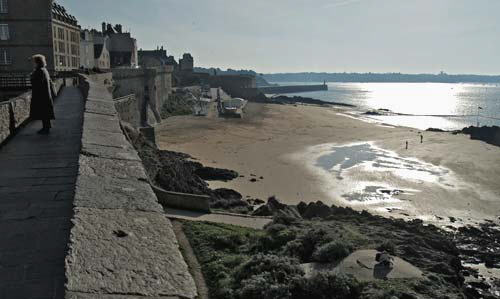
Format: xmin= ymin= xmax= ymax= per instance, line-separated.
xmin=156 ymin=103 xmax=500 ymax=226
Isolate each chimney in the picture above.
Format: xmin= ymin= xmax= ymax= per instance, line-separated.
xmin=102 ymin=22 xmax=106 ymax=33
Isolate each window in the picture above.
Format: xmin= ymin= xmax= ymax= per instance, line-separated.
xmin=58 ymin=28 xmax=64 ymax=40
xmin=0 ymin=0 xmax=7 ymax=14
xmin=58 ymin=41 xmax=65 ymax=53
xmin=0 ymin=49 xmax=11 ymax=65
xmin=58 ymin=55 xmax=65 ymax=67
xmin=0 ymin=24 xmax=9 ymax=40
xmin=71 ymin=32 xmax=78 ymax=43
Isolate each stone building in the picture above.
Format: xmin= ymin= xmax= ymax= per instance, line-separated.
xmin=138 ymin=46 xmax=177 ymax=68
xmin=52 ymin=2 xmax=80 ymax=72
xmin=79 ymin=29 xmax=111 ymax=70
xmin=79 ymin=30 xmax=94 ymax=69
xmin=101 ymin=22 xmax=138 ymax=68
xmin=94 ymin=39 xmax=111 ymax=70
xmin=179 ymin=53 xmax=194 ymax=72
xmin=0 ymin=0 xmax=79 ymax=74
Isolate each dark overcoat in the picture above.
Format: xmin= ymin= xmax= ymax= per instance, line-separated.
xmin=30 ymin=67 xmax=55 ymax=120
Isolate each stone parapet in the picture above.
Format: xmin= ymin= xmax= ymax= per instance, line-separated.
xmin=64 ymin=75 xmax=197 ymax=298
xmin=0 ymin=91 xmax=31 ymax=146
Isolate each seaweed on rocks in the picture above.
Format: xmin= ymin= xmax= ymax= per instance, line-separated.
xmin=121 ymin=122 xmax=251 ymax=212
xmin=270 ymin=95 xmax=355 ymax=107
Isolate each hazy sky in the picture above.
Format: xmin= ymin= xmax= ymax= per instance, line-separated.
xmin=58 ymin=0 xmax=500 ymax=74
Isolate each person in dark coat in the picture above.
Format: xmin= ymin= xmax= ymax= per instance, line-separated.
xmin=30 ymin=54 xmax=55 ymax=135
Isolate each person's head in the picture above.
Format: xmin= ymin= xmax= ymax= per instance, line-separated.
xmin=32 ymin=54 xmax=47 ymax=69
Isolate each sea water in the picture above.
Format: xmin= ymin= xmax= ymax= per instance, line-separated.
xmin=277 ymin=82 xmax=500 ymax=130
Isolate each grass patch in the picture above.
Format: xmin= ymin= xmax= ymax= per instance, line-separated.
xmin=182 ymin=215 xmax=468 ymax=299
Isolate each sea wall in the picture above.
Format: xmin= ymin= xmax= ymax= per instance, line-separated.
xmin=114 ymin=93 xmax=138 ymax=125
xmin=258 ymin=84 xmax=328 ymax=94
xmin=65 ymin=74 xmax=197 ymax=298
xmin=112 ymin=66 xmax=173 ymax=128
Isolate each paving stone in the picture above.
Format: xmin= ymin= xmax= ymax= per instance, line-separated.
xmin=0 ymin=87 xmax=82 ymax=299
xmin=65 ymin=208 xmax=197 ymax=299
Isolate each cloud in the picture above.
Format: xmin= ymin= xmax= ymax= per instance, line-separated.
xmin=324 ymin=0 xmax=366 ymax=8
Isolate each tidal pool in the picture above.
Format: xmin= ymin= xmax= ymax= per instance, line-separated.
xmin=310 ymin=142 xmax=455 ymax=204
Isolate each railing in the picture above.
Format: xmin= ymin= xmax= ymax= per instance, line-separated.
xmin=0 ymin=74 xmax=31 ymax=90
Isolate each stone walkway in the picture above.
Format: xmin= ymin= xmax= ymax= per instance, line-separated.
xmin=164 ymin=208 xmax=272 ymax=229
xmin=0 ymin=87 xmax=83 ymax=299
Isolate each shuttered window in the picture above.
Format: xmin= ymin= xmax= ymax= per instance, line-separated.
xmin=0 ymin=0 xmax=8 ymax=14
xmin=0 ymin=24 xmax=9 ymax=40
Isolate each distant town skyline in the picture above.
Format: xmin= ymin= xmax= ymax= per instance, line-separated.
xmin=58 ymin=0 xmax=500 ymax=75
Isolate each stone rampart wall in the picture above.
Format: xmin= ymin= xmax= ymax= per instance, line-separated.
xmin=114 ymin=93 xmax=139 ymax=125
xmin=112 ymin=67 xmax=172 ymax=127
xmin=64 ymin=74 xmax=197 ymax=298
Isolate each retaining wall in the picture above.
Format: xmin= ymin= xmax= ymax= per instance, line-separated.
xmin=112 ymin=67 xmax=172 ymax=127
xmin=64 ymin=74 xmax=197 ymax=298
xmin=152 ymin=185 xmax=211 ymax=213
xmin=114 ymin=93 xmax=139 ymax=125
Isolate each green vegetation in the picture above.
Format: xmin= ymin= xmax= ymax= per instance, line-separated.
xmin=161 ymin=93 xmax=194 ymax=118
xmin=182 ymin=214 xmax=467 ymax=299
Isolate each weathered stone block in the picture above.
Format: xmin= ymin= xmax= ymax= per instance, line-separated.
xmin=79 ymin=155 xmax=148 ymax=181
xmin=82 ymin=127 xmax=132 ymax=149
xmin=83 ymin=112 xmax=122 ymax=133
xmin=74 ymin=175 xmax=162 ymax=212
xmin=10 ymin=93 xmax=31 ymax=128
xmin=85 ymin=98 xmax=118 ymax=116
xmin=65 ymin=208 xmax=197 ymax=298
xmin=81 ymin=142 xmax=141 ymax=162
xmin=0 ymin=103 xmax=10 ymax=144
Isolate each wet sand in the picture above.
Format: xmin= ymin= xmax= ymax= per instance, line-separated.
xmin=156 ymin=102 xmax=500 ymax=225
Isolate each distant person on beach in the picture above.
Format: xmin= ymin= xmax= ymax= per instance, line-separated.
xmin=405 ymin=141 xmax=408 ymax=150
xmin=30 ymin=54 xmax=55 ymax=135
xmin=420 ymin=135 xmax=423 ymax=143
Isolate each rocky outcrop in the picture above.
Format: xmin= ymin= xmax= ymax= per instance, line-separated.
xmin=270 ymin=95 xmax=355 ymax=107
xmin=299 ymin=201 xmax=333 ymax=219
xmin=121 ymin=119 xmax=251 ymax=213
xmin=252 ymin=196 xmax=302 ymax=219
xmin=195 ymin=167 xmax=239 ymax=181
xmin=460 ymin=126 xmax=500 ymax=147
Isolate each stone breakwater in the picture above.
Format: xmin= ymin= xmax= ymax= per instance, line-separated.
xmin=64 ymin=75 xmax=197 ymax=298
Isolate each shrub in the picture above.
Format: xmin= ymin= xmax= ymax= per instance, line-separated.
xmin=377 ymin=241 xmax=397 ymax=255
xmin=237 ymin=272 xmax=296 ymax=299
xmin=313 ymin=241 xmax=353 ymax=263
xmin=284 ymin=228 xmax=332 ymax=262
xmin=298 ymin=272 xmax=362 ymax=299
xmin=211 ymin=233 xmax=246 ymax=251
xmin=230 ymin=254 xmax=306 ymax=299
